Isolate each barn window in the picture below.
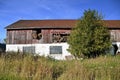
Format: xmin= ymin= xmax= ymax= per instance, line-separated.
xmin=32 ymin=29 xmax=42 ymax=39
xmin=50 ymin=46 xmax=62 ymax=54
xmin=23 ymin=46 xmax=35 ymax=53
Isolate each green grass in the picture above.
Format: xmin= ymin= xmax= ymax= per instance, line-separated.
xmin=0 ymin=52 xmax=120 ymax=80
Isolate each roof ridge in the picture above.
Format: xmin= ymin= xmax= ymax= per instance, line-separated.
xmin=19 ymin=19 xmax=77 ymax=21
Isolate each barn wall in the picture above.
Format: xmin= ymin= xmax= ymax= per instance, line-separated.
xmin=7 ymin=29 xmax=71 ymax=44
xmin=42 ymin=29 xmax=50 ymax=43
xmin=7 ymin=29 xmax=120 ymax=44
xmin=7 ymin=29 xmax=43 ymax=44
xmin=110 ymin=29 xmax=120 ymax=42
xmin=7 ymin=30 xmax=30 ymax=44
xmin=42 ymin=29 xmax=71 ymax=43
xmin=6 ymin=43 xmax=72 ymax=60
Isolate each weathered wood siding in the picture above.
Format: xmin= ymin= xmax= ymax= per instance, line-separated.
xmin=42 ymin=29 xmax=50 ymax=43
xmin=7 ymin=29 xmax=71 ymax=44
xmin=42 ymin=29 xmax=71 ymax=43
xmin=7 ymin=30 xmax=39 ymax=44
xmin=110 ymin=29 xmax=120 ymax=42
xmin=7 ymin=28 xmax=120 ymax=44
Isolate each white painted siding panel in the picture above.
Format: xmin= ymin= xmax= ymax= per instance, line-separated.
xmin=6 ymin=43 xmax=71 ymax=60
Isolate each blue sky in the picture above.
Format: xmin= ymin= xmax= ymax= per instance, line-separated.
xmin=0 ymin=0 xmax=120 ymax=42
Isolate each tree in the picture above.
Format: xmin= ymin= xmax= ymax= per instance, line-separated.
xmin=3 ymin=38 xmax=7 ymax=43
xmin=67 ymin=9 xmax=111 ymax=58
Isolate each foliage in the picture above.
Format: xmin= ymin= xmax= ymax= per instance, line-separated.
xmin=3 ymin=38 xmax=6 ymax=43
xmin=58 ymin=55 xmax=120 ymax=80
xmin=0 ymin=52 xmax=120 ymax=80
xmin=68 ymin=9 xmax=111 ymax=58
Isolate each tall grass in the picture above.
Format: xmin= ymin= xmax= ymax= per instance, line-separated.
xmin=58 ymin=56 xmax=120 ymax=80
xmin=0 ymin=52 xmax=120 ymax=80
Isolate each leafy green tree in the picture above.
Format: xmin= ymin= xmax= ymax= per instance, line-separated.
xmin=67 ymin=9 xmax=111 ymax=58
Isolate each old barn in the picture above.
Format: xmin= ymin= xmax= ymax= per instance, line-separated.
xmin=5 ymin=20 xmax=120 ymax=59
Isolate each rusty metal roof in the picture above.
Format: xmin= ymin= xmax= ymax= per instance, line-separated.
xmin=5 ymin=20 xmax=120 ymax=29
xmin=104 ymin=20 xmax=120 ymax=28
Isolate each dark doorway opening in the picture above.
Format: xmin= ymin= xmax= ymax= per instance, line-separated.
xmin=112 ymin=44 xmax=118 ymax=55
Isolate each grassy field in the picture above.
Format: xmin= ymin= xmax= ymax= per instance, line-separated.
xmin=0 ymin=52 xmax=120 ymax=80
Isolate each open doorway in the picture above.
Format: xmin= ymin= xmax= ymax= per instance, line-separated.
xmin=112 ymin=44 xmax=118 ymax=55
